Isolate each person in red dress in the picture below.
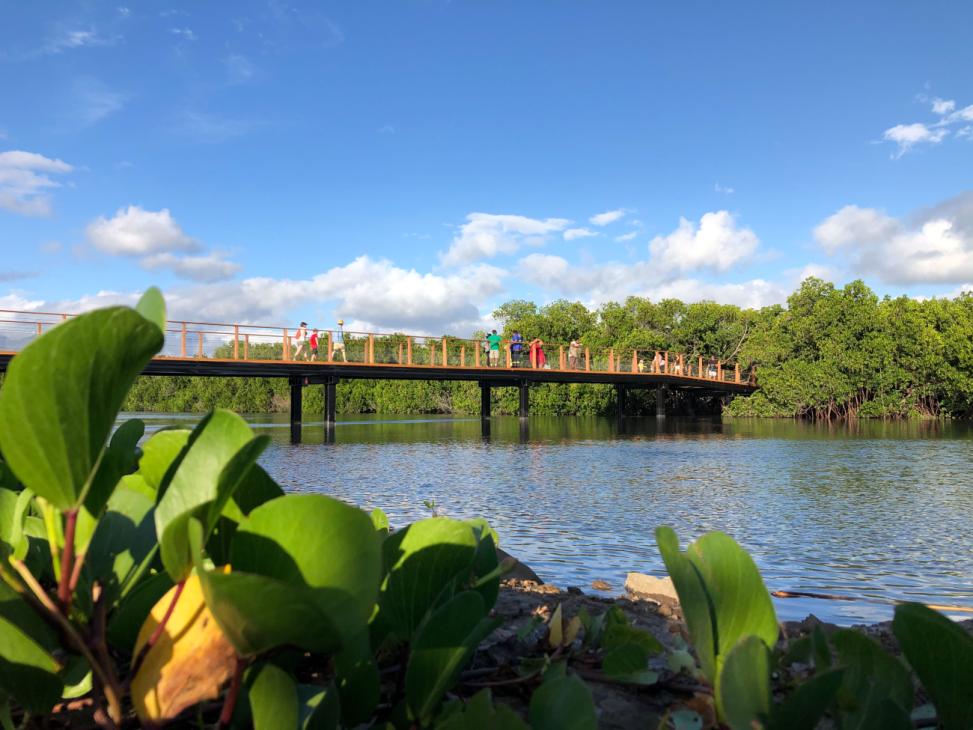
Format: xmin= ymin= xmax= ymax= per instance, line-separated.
xmin=529 ymin=337 xmax=546 ymax=369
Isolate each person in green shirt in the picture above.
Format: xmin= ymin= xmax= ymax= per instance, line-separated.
xmin=486 ymin=329 xmax=502 ymax=366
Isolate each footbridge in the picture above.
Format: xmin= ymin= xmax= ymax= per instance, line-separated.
xmin=0 ymin=310 xmax=757 ymax=442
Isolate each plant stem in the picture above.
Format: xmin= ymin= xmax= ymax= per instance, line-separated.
xmin=130 ymin=578 xmax=186 ymax=678
xmin=58 ymin=508 xmax=79 ymax=611
xmin=8 ymin=559 xmax=124 ymax=725
xmin=90 ymin=583 xmax=124 ymax=721
xmin=218 ymin=655 xmax=245 ymax=729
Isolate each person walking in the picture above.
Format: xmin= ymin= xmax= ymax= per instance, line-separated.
xmin=308 ymin=328 xmax=319 ymax=361
xmin=568 ymin=338 xmax=581 ymax=369
xmin=529 ymin=337 xmax=546 ymax=369
xmin=293 ymin=321 xmax=308 ymax=360
xmin=510 ymin=330 xmax=524 ymax=367
xmin=487 ymin=329 xmax=502 ymax=366
xmin=332 ymin=320 xmax=347 ymax=362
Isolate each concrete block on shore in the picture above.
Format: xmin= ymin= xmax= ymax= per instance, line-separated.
xmin=625 ymin=572 xmax=678 ymax=602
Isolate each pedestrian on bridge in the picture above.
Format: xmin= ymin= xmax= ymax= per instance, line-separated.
xmin=568 ymin=339 xmax=581 ymax=369
xmin=510 ymin=330 xmax=524 ymax=367
xmin=308 ymin=329 xmax=319 ymax=361
xmin=293 ymin=322 xmax=308 ymax=360
xmin=487 ymin=329 xmax=502 ymax=366
xmin=333 ymin=320 xmax=347 ymax=362
xmin=529 ymin=337 xmax=546 ymax=369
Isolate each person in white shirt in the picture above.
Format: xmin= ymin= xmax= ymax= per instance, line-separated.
xmin=293 ymin=321 xmax=308 ymax=360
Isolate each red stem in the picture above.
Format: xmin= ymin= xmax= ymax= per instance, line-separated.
xmin=130 ymin=579 xmax=186 ymax=677
xmin=58 ymin=508 xmax=78 ymax=611
xmin=219 ymin=655 xmax=245 ymax=728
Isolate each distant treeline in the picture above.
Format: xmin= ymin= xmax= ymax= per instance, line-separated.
xmin=120 ymin=278 xmax=973 ymax=419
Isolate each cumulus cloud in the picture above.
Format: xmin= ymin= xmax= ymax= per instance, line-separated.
xmin=141 ymin=252 xmax=242 ymax=282
xmin=0 ymin=150 xmax=74 ymax=216
xmin=931 ymin=97 xmax=956 ymax=115
xmin=589 ymin=209 xmax=626 ymax=226
xmin=814 ymin=192 xmax=973 ymax=284
xmin=648 ymin=211 xmax=758 ymax=274
xmin=882 ymin=123 xmax=947 ymax=158
xmin=440 ymin=212 xmax=570 ymax=266
xmin=881 ymin=94 xmax=973 ymax=157
xmin=86 ymin=206 xmax=199 ymax=255
xmin=563 ymin=227 xmax=598 ymax=241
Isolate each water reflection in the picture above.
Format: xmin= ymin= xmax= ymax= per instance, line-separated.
xmin=129 ymin=412 xmax=973 ymax=624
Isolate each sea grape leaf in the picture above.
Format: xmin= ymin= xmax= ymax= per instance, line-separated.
xmin=470 ymin=523 xmax=500 ymax=611
xmin=229 ymin=464 xmax=284 ymax=517
xmin=0 ymin=307 xmax=163 ymax=510
xmin=656 ymin=527 xmax=778 ymax=684
xmin=405 ymin=590 xmax=500 ymax=725
xmin=0 ymin=487 xmax=32 ymax=560
xmin=832 ymin=628 xmax=913 ymax=727
xmin=155 ymin=409 xmax=269 ymax=581
xmin=249 ymin=662 xmax=299 ymax=730
xmin=437 ymin=688 xmax=529 ymax=730
xmin=602 ymin=643 xmax=658 ymax=685
xmin=59 ymin=655 xmax=92 ymax=700
xmin=0 ymin=614 xmax=63 ymax=714
xmin=131 ymin=572 xmax=237 ymax=724
xmin=139 ymin=429 xmax=191 ymax=492
xmin=717 ymin=635 xmax=771 ymax=730
xmin=768 ymin=668 xmax=844 ymax=730
xmin=527 ymin=671 xmax=597 ymax=730
xmin=334 ymin=629 xmax=379 ymax=726
xmin=196 ymin=494 xmax=383 ymax=657
xmin=298 ymin=682 xmax=340 ymax=730
xmin=893 ymin=603 xmax=973 ymax=730
xmin=78 ymin=418 xmax=145 ymax=546
xmin=135 ymin=286 xmax=166 ymax=333
xmin=380 ymin=517 xmax=479 ymax=640
xmin=370 ymin=507 xmax=390 ymax=534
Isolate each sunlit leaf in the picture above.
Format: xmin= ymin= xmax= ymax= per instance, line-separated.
xmin=370 ymin=507 xmax=389 ymax=534
xmin=548 ymin=604 xmax=563 ymax=648
xmin=135 ymin=286 xmax=167 ymax=333
xmin=249 ymin=662 xmax=299 ymax=730
xmin=893 ymin=603 xmax=973 ymax=730
xmin=718 ymin=635 xmax=771 ymax=730
xmin=131 ymin=572 xmax=237 ymax=724
xmin=138 ymin=429 xmax=191 ymax=492
xmin=0 ymin=307 xmax=163 ymax=509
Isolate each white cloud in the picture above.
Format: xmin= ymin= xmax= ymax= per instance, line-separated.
xmin=931 ymin=97 xmax=956 ymax=115
xmin=170 ymin=27 xmax=197 ymax=41
xmin=882 ymin=123 xmax=948 ymax=158
xmin=41 ymin=28 xmax=111 ymax=55
xmin=589 ymin=209 xmax=626 ymax=226
xmin=714 ymin=182 xmax=735 ymax=195
xmin=86 ymin=206 xmax=199 ymax=255
xmin=72 ymin=77 xmax=127 ymax=126
xmin=440 ymin=212 xmax=570 ymax=266
xmin=563 ymin=227 xmax=598 ymax=241
xmin=814 ymin=192 xmax=973 ymax=284
xmin=0 ymin=150 xmax=74 ymax=216
xmin=958 ymin=126 xmax=973 ymax=140
xmin=174 ymin=111 xmax=264 ymax=142
xmin=141 ymin=252 xmax=242 ymax=282
xmin=649 ymin=211 xmax=759 ymax=274
xmin=614 ymin=231 xmax=638 ymax=242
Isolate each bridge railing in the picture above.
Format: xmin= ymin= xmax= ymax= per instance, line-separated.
xmin=0 ymin=310 xmax=754 ymax=385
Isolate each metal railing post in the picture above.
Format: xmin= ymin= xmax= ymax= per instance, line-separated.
xmin=407 ymin=337 xmax=413 ymax=365
xmin=244 ymin=334 xmax=250 ymax=360
xmin=181 ymin=322 xmax=187 ymax=357
xmin=369 ymin=334 xmax=375 ymax=364
xmin=585 ymin=347 xmax=590 ymax=371
xmin=233 ymin=325 xmax=239 ymax=359
xmin=283 ymin=329 xmax=290 ymax=361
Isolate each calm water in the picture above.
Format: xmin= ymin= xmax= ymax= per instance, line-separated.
xmin=130 ymin=413 xmax=973 ymax=625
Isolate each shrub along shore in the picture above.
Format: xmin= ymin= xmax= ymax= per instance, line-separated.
xmin=121 ymin=278 xmax=973 ymax=420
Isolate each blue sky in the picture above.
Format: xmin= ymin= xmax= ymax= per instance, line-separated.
xmin=1 ymin=0 xmax=972 ymax=334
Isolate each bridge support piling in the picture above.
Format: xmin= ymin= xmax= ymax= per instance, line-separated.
xmin=323 ymin=377 xmax=337 ymax=443
xmin=480 ymin=383 xmax=491 ymax=420
xmin=289 ymin=376 xmax=303 ymax=443
xmin=656 ymin=384 xmax=668 ymax=419
xmin=518 ymin=381 xmax=529 ymax=419
xmin=615 ymin=384 xmax=627 ymax=422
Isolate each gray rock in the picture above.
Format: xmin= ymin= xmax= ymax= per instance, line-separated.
xmin=624 ymin=572 xmax=679 ymax=602
xmin=498 ymin=547 xmax=543 ymax=584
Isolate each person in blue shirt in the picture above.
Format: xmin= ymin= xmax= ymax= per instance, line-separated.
xmin=510 ymin=330 xmax=524 ymax=367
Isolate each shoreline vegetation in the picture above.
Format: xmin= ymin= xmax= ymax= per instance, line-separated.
xmin=120 ymin=278 xmax=973 ymax=420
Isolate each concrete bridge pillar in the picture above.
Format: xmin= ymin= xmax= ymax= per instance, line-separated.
xmin=323 ymin=377 xmax=337 ymax=443
xmin=518 ymin=381 xmax=529 ymax=419
xmin=290 ymin=376 xmax=303 ymax=443
xmin=656 ymin=384 xmax=669 ymax=419
xmin=615 ymin=384 xmax=627 ymax=421
xmin=480 ymin=382 xmax=491 ymax=438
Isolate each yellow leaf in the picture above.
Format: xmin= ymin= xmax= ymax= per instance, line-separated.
xmin=564 ymin=615 xmax=582 ymax=646
xmin=131 ymin=571 xmax=236 ymax=723
xmin=548 ymin=603 xmax=563 ymax=648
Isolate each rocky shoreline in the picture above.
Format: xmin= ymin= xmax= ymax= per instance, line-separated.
xmin=485 ymin=569 xmax=971 ymax=728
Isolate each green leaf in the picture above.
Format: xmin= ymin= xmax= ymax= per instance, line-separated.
xmin=155 ymin=409 xmax=269 ymax=581
xmin=406 ymin=590 xmax=500 ymax=725
xmin=135 ymin=286 xmax=166 ymax=333
xmin=0 ymin=488 xmax=31 ymax=561
xmin=59 ymin=655 xmax=92 ymax=700
xmin=197 ymin=494 xmax=383 ymax=657
xmin=832 ymin=628 xmax=912 ymax=728
xmin=380 ymin=517 xmax=479 ymax=640
xmin=0 ymin=307 xmax=163 ymax=510
xmin=107 ymin=571 xmax=174 ymax=655
xmin=527 ymin=672 xmax=597 ymax=730
xmin=80 ymin=418 xmax=145 ymax=532
xmin=0 ymin=615 xmax=63 ymax=714
xmin=718 ymin=635 xmax=771 ymax=730
xmin=436 ymin=689 xmax=529 ymax=730
xmin=249 ymin=662 xmax=299 ymax=730
xmin=601 ymin=643 xmax=658 ymax=685
xmin=370 ymin=507 xmax=389 ymax=534
xmin=768 ymin=668 xmax=843 ymax=730
xmin=298 ymin=682 xmax=340 ymax=730
xmin=138 ymin=429 xmax=191 ymax=492
xmin=334 ymin=630 xmax=379 ymax=726
xmin=655 ymin=527 xmax=778 ymax=684
xmin=893 ymin=603 xmax=973 ymax=730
